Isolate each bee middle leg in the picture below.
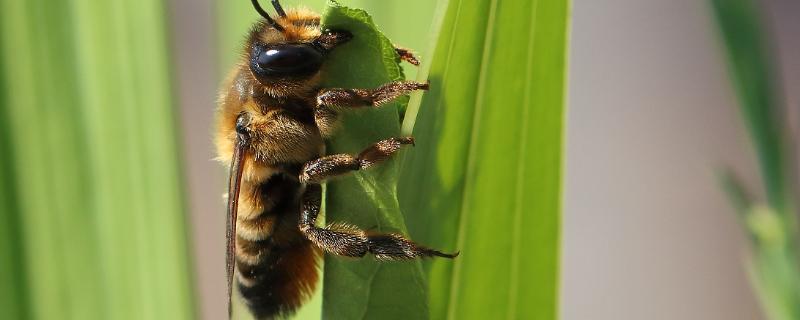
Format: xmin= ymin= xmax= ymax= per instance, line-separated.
xmin=316 ymin=81 xmax=428 ymax=109
xmin=299 ymin=137 xmax=414 ymax=184
xmin=298 ymin=184 xmax=457 ymax=259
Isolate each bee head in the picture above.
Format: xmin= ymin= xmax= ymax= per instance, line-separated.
xmin=246 ymin=0 xmax=351 ymax=94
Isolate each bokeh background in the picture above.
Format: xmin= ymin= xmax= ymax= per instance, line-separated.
xmin=565 ymin=1 xmax=798 ymax=319
xmin=1 ymin=0 xmax=799 ymax=319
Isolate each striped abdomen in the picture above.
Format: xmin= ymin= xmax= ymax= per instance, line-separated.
xmin=235 ymin=173 xmax=320 ymax=319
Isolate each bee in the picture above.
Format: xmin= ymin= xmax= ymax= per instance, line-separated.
xmin=215 ymin=0 xmax=457 ymax=318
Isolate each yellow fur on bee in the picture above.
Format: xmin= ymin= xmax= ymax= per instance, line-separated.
xmin=260 ymin=8 xmax=322 ymax=44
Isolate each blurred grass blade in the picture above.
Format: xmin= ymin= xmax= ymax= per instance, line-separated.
xmin=710 ymin=0 xmax=789 ymax=213
xmin=711 ymin=1 xmax=800 ymax=320
xmin=0 ymin=43 xmax=29 ymax=320
xmin=398 ymin=0 xmax=570 ymax=319
xmin=0 ymin=0 xmax=195 ymax=319
xmin=320 ymin=2 xmax=429 ymax=319
xmin=1 ymin=0 xmax=105 ymax=318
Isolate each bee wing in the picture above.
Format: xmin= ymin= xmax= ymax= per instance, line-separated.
xmin=226 ymin=132 xmax=249 ymax=317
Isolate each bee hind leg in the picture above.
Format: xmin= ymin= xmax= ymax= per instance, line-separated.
xmin=316 ymin=81 xmax=428 ymax=109
xmin=299 ymin=137 xmax=414 ymax=184
xmin=298 ymin=184 xmax=458 ymax=259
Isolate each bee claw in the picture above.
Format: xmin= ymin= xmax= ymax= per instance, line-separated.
xmin=395 ymin=47 xmax=421 ymax=66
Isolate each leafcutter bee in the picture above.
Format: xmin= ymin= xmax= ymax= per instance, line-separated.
xmin=215 ymin=0 xmax=457 ymax=318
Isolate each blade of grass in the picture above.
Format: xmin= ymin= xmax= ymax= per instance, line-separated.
xmin=1 ymin=0 xmax=104 ymax=318
xmin=398 ymin=0 xmax=570 ymax=318
xmin=711 ymin=1 xmax=800 ymax=319
xmin=0 ymin=30 xmax=29 ymax=319
xmin=70 ymin=0 xmax=196 ymax=318
xmin=1 ymin=0 xmax=196 ymax=318
xmin=710 ymin=0 xmax=789 ymax=214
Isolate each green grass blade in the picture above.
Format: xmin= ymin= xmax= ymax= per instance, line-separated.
xmin=710 ymin=0 xmax=789 ymax=213
xmin=0 ymin=0 xmax=195 ymax=318
xmin=0 ymin=33 xmax=29 ymax=319
xmin=398 ymin=0 xmax=570 ymax=318
xmin=711 ymin=1 xmax=800 ymax=319
xmin=1 ymin=0 xmax=105 ymax=318
xmin=71 ymin=0 xmax=196 ymax=318
xmin=320 ymin=3 xmax=429 ymax=319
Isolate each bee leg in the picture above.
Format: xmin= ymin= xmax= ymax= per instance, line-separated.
xmin=316 ymin=81 xmax=429 ymax=109
xmin=394 ymin=47 xmax=420 ymax=66
xmin=299 ymin=184 xmax=458 ymax=259
xmin=299 ymin=137 xmax=414 ymax=184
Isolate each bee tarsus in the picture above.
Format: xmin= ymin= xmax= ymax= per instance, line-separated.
xmin=299 ymin=183 xmax=459 ymax=260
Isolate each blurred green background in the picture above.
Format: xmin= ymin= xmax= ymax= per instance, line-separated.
xmin=0 ymin=0 xmax=193 ymax=319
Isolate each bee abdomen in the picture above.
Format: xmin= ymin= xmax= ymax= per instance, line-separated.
xmin=234 ymin=172 xmax=320 ymax=319
xmin=236 ymin=239 xmax=320 ymax=319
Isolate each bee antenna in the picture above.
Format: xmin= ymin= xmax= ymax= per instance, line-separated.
xmin=251 ymin=0 xmax=284 ymax=32
xmin=271 ymin=0 xmax=287 ymax=17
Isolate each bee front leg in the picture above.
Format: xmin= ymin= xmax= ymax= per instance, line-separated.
xmin=298 ymin=184 xmax=457 ymax=260
xmin=316 ymin=81 xmax=428 ymax=109
xmin=394 ymin=46 xmax=420 ymax=66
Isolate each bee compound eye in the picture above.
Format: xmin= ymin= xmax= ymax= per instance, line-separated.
xmin=250 ymin=43 xmax=324 ymax=77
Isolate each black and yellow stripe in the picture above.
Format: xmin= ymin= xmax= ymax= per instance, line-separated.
xmin=234 ymin=173 xmax=320 ymax=319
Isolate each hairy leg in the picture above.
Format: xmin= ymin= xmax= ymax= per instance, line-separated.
xmin=316 ymin=81 xmax=428 ymax=109
xmin=298 ymin=184 xmax=457 ymax=260
xmin=299 ymin=137 xmax=414 ymax=184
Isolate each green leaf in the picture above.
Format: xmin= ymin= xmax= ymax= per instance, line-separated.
xmin=319 ymin=2 xmax=429 ymax=319
xmin=398 ymin=0 xmax=570 ymax=319
xmin=0 ymin=0 xmax=195 ymax=319
xmin=342 ymin=0 xmax=439 ymax=81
